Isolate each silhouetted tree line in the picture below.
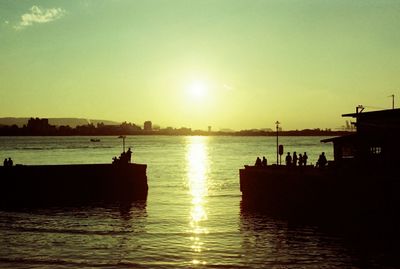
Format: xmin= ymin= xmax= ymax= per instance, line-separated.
xmin=0 ymin=118 xmax=352 ymax=136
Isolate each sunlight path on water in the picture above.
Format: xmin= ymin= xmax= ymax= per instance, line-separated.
xmin=186 ymin=136 xmax=210 ymax=266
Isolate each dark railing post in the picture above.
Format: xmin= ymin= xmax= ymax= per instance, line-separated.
xmin=275 ymin=121 xmax=280 ymax=165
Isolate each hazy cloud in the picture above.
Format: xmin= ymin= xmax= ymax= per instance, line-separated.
xmin=223 ymin=84 xmax=234 ymax=91
xmin=15 ymin=6 xmax=65 ymax=30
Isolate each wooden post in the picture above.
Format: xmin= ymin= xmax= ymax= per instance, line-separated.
xmin=275 ymin=121 xmax=280 ymax=165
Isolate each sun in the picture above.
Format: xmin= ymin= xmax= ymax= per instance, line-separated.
xmin=187 ymin=81 xmax=208 ymax=99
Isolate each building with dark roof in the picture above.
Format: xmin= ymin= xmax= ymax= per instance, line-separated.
xmin=322 ymin=108 xmax=400 ymax=167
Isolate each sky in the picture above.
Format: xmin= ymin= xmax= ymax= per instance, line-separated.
xmin=1 ymin=0 xmax=399 ymax=131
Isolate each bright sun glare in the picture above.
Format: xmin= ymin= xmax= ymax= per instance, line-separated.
xmin=188 ymin=81 xmax=207 ymax=98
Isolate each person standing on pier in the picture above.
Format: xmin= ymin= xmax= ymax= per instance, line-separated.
xmin=303 ymin=152 xmax=308 ymax=166
xmin=255 ymin=157 xmax=262 ymax=166
xmin=285 ymin=152 xmax=292 ymax=166
xmin=293 ymin=152 xmax=298 ymax=166
xmin=262 ymin=156 xmax=267 ymax=167
xmin=317 ymin=152 xmax=327 ymax=168
xmin=126 ymin=147 xmax=132 ymax=163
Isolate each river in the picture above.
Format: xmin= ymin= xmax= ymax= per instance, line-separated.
xmin=0 ymin=136 xmax=397 ymax=268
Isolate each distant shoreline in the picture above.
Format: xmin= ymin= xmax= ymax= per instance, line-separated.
xmin=0 ymin=130 xmax=352 ymax=137
xmin=0 ymin=117 xmax=353 ymax=137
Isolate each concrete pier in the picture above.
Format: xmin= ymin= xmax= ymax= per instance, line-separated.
xmin=0 ymin=163 xmax=148 ymax=207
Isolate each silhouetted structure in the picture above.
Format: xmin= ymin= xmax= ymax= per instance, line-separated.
xmin=0 ymin=153 xmax=147 ymax=207
xmin=144 ymin=121 xmax=152 ymax=131
xmin=26 ymin=117 xmax=57 ymax=135
xmin=27 ymin=118 xmax=50 ymax=130
xmin=322 ymin=109 xmax=400 ymax=167
xmin=240 ymin=108 xmax=400 ymax=223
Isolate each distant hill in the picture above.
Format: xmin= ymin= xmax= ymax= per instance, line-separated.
xmin=0 ymin=117 xmax=120 ymax=128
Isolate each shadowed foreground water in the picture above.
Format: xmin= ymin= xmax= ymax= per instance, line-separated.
xmin=1 ymin=136 xmax=399 ymax=268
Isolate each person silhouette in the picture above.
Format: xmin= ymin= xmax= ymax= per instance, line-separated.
xmin=8 ymin=157 xmax=13 ymax=166
xmin=262 ymin=156 xmax=267 ymax=167
xmin=293 ymin=152 xmax=298 ymax=166
xmin=3 ymin=158 xmax=8 ymax=167
xmin=255 ymin=157 xmax=262 ymax=166
xmin=126 ymin=147 xmax=132 ymax=163
xmin=285 ymin=152 xmax=292 ymax=166
xmin=298 ymin=153 xmax=303 ymax=167
xmin=303 ymin=152 xmax=308 ymax=166
xmin=317 ymin=152 xmax=327 ymax=168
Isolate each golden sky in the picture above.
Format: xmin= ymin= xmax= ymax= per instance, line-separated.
xmin=1 ymin=1 xmax=399 ymax=130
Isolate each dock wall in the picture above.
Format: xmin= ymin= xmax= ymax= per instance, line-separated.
xmin=0 ymin=163 xmax=148 ymax=207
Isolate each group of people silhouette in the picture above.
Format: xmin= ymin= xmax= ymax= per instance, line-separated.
xmin=284 ymin=151 xmax=327 ymax=168
xmin=112 ymin=147 xmax=132 ymax=164
xmin=255 ymin=152 xmax=327 ymax=168
xmin=3 ymin=157 xmax=13 ymax=167
xmin=285 ymin=152 xmax=308 ymax=167
xmin=255 ymin=156 xmax=267 ymax=167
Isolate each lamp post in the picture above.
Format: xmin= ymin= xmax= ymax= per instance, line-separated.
xmin=275 ymin=121 xmax=280 ymax=165
xmin=118 ymin=135 xmax=126 ymax=152
xmin=390 ymin=94 xmax=395 ymax=109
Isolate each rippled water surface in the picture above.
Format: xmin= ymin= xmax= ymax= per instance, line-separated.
xmin=0 ymin=136 xmax=397 ymax=268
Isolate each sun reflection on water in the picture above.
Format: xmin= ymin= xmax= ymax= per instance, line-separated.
xmin=186 ymin=136 xmax=209 ymax=265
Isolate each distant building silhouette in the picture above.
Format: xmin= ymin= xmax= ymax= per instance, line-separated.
xmin=26 ymin=118 xmax=56 ymax=135
xmin=27 ymin=118 xmax=50 ymax=129
xmin=144 ymin=121 xmax=152 ymax=131
xmin=208 ymin=126 xmax=211 ymax=132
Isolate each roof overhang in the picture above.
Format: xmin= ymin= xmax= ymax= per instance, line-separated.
xmin=321 ymin=133 xmax=358 ymax=143
xmin=342 ymin=108 xmax=400 ymax=118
